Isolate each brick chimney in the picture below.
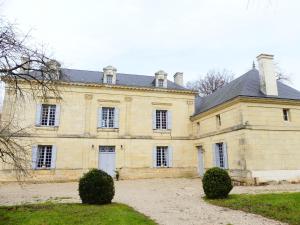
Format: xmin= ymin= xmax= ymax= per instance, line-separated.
xmin=256 ymin=54 xmax=278 ymax=96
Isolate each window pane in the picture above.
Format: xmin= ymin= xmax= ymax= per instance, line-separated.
xmin=41 ymin=105 xmax=56 ymax=126
xmin=102 ymin=107 xmax=115 ymax=128
xmin=107 ymin=75 xmax=113 ymax=84
xmin=217 ymin=143 xmax=224 ymax=168
xmin=156 ymin=110 xmax=167 ymax=129
xmin=156 ymin=146 xmax=168 ymax=167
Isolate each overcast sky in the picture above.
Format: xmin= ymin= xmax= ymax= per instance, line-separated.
xmin=1 ymin=0 xmax=300 ymax=95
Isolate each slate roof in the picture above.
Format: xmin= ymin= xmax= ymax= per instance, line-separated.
xmin=59 ymin=68 xmax=189 ymax=91
xmin=195 ymin=69 xmax=300 ymax=115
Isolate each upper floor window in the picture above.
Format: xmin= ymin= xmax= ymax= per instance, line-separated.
xmin=106 ymin=75 xmax=113 ymax=84
xmin=156 ymin=110 xmax=167 ymax=129
xmin=32 ymin=145 xmax=57 ymax=169
xmin=98 ymin=107 xmax=119 ymax=129
xmin=216 ymin=114 xmax=221 ymax=127
xmin=283 ymin=109 xmax=290 ymax=121
xmin=41 ymin=104 xmax=56 ymax=126
xmin=158 ymin=79 xmax=164 ymax=87
xmin=102 ymin=107 xmax=115 ymax=128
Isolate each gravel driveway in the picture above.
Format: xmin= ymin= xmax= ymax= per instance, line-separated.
xmin=1 ymin=178 xmax=300 ymax=225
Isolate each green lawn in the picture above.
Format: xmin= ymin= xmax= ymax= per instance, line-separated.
xmin=0 ymin=203 xmax=157 ymax=225
xmin=207 ymin=192 xmax=300 ymax=225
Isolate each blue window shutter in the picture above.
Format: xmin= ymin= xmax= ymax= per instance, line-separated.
xmin=223 ymin=143 xmax=228 ymax=169
xmin=51 ymin=145 xmax=57 ymax=169
xmin=32 ymin=145 xmax=38 ymax=169
xmin=168 ymin=146 xmax=173 ymax=167
xmin=152 ymin=146 xmax=157 ymax=168
xmin=98 ymin=107 xmax=102 ymax=128
xmin=167 ymin=111 xmax=172 ymax=129
xmin=35 ymin=104 xmax=42 ymax=126
xmin=54 ymin=105 xmax=60 ymax=127
xmin=152 ymin=110 xmax=156 ymax=129
xmin=114 ymin=108 xmax=119 ymax=128
xmin=215 ymin=144 xmax=220 ymax=167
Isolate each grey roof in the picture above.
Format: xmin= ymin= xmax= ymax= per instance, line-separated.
xmin=195 ymin=69 xmax=300 ymax=115
xmin=60 ymin=68 xmax=189 ymax=91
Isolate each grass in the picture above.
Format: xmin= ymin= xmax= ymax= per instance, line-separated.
xmin=0 ymin=203 xmax=157 ymax=225
xmin=206 ymin=192 xmax=300 ymax=225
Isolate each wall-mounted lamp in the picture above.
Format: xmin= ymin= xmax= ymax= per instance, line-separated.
xmin=91 ymin=144 xmax=95 ymax=149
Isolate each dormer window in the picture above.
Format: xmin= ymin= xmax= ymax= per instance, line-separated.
xmin=158 ymin=79 xmax=164 ymax=87
xmin=106 ymin=75 xmax=113 ymax=84
xmin=155 ymin=70 xmax=168 ymax=88
xmin=103 ymin=65 xmax=117 ymax=84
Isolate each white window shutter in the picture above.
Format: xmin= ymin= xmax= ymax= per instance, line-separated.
xmin=114 ymin=108 xmax=119 ymax=128
xmin=35 ymin=104 xmax=42 ymax=126
xmin=223 ymin=143 xmax=228 ymax=169
xmin=168 ymin=146 xmax=173 ymax=167
xmin=51 ymin=145 xmax=57 ymax=169
xmin=54 ymin=105 xmax=60 ymax=127
xmin=32 ymin=145 xmax=38 ymax=169
xmin=167 ymin=111 xmax=172 ymax=130
xmin=152 ymin=110 xmax=156 ymax=129
xmin=152 ymin=147 xmax=157 ymax=168
xmin=98 ymin=107 xmax=103 ymax=128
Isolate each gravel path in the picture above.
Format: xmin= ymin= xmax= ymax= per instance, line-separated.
xmin=1 ymin=178 xmax=300 ymax=225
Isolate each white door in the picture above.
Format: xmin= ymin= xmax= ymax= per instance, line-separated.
xmin=198 ymin=146 xmax=205 ymax=176
xmin=99 ymin=146 xmax=116 ymax=177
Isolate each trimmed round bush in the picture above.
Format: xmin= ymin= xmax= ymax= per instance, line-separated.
xmin=202 ymin=167 xmax=233 ymax=199
xmin=79 ymin=169 xmax=115 ymax=204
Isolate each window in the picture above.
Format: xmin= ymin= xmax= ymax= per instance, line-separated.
xmin=37 ymin=145 xmax=53 ymax=169
xmin=156 ymin=146 xmax=168 ymax=167
xmin=216 ymin=114 xmax=221 ymax=127
xmin=106 ymin=75 xmax=113 ymax=84
xmin=102 ymin=107 xmax=115 ymax=128
xmin=283 ymin=109 xmax=290 ymax=121
xmin=156 ymin=110 xmax=167 ymax=129
xmin=99 ymin=146 xmax=115 ymax=153
xmin=216 ymin=143 xmax=225 ymax=168
xmin=41 ymin=104 xmax=56 ymax=126
xmin=158 ymin=79 xmax=164 ymax=87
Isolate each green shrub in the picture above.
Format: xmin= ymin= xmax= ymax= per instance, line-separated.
xmin=202 ymin=167 xmax=233 ymax=199
xmin=79 ymin=169 xmax=115 ymax=204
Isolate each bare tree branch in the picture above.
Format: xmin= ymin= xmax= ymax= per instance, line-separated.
xmin=186 ymin=69 xmax=234 ymax=96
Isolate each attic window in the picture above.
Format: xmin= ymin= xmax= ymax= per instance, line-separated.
xmin=283 ymin=109 xmax=290 ymax=121
xmin=106 ymin=75 xmax=113 ymax=84
xmin=216 ymin=114 xmax=221 ymax=127
xmin=158 ymin=79 xmax=164 ymax=87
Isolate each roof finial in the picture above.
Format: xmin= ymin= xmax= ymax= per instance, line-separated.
xmin=252 ymin=61 xmax=256 ymax=69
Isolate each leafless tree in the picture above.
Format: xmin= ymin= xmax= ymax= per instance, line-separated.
xmin=186 ymin=69 xmax=234 ymax=96
xmin=275 ymin=62 xmax=292 ymax=83
xmin=0 ymin=18 xmax=61 ymax=180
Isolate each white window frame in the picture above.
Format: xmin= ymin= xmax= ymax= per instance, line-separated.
xmin=156 ymin=110 xmax=167 ymax=130
xmin=41 ymin=104 xmax=56 ymax=126
xmin=158 ymin=79 xmax=164 ymax=87
xmin=106 ymin=75 xmax=113 ymax=84
xmin=36 ymin=145 xmax=53 ymax=169
xmin=156 ymin=146 xmax=169 ymax=167
xmin=283 ymin=109 xmax=290 ymax=121
xmin=102 ymin=107 xmax=115 ymax=128
xmin=216 ymin=143 xmax=225 ymax=168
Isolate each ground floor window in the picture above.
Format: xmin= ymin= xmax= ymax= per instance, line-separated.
xmin=156 ymin=146 xmax=168 ymax=167
xmin=99 ymin=146 xmax=115 ymax=153
xmin=214 ymin=142 xmax=228 ymax=169
xmin=37 ymin=145 xmax=53 ymax=169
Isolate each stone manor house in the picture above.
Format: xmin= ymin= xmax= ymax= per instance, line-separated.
xmin=1 ymin=53 xmax=300 ymax=184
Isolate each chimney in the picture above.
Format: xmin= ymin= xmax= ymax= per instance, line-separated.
xmin=256 ymin=54 xmax=278 ymax=96
xmin=174 ymin=72 xmax=183 ymax=86
xmin=155 ymin=70 xmax=168 ymax=88
xmin=20 ymin=57 xmax=30 ymax=73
